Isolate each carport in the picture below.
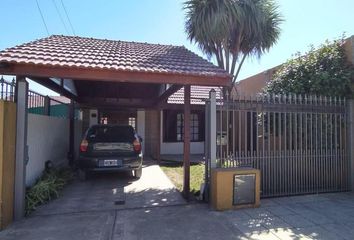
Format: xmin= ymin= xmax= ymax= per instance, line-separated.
xmin=0 ymin=35 xmax=230 ymax=220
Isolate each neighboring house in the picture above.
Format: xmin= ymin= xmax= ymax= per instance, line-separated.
xmin=236 ymin=35 xmax=354 ymax=97
xmin=235 ymin=65 xmax=279 ymax=97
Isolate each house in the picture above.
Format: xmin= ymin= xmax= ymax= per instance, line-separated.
xmin=84 ymin=85 xmax=223 ymax=159
xmin=0 ymin=35 xmax=230 ymax=162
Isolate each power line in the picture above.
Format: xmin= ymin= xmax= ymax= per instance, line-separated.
xmin=59 ymin=0 xmax=76 ymax=35
xmin=52 ymin=0 xmax=69 ymax=35
xmin=35 ymin=0 xmax=50 ymax=36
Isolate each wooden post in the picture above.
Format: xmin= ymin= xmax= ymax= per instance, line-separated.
xmin=156 ymin=110 xmax=161 ymax=164
xmin=183 ymin=85 xmax=191 ymax=199
xmin=14 ymin=76 xmax=28 ymax=220
xmin=68 ymin=100 xmax=75 ymax=166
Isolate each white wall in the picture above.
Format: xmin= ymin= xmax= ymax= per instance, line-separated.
xmin=26 ymin=114 xmax=82 ymax=186
xmin=159 ymin=111 xmax=204 ymax=155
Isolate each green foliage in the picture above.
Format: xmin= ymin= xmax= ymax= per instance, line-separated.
xmin=264 ymin=37 xmax=354 ymax=97
xmin=25 ymin=168 xmax=73 ymax=215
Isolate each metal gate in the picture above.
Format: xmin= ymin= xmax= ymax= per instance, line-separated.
xmin=205 ymin=91 xmax=350 ymax=198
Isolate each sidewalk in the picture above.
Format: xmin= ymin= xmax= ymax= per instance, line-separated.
xmin=1 ymin=162 xmax=354 ymax=239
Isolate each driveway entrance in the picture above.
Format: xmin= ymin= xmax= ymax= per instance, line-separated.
xmin=32 ymin=160 xmax=186 ymax=216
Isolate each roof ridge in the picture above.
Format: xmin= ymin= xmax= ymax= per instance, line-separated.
xmin=49 ymin=34 xmax=185 ymax=48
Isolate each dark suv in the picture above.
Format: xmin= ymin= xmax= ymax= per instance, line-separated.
xmin=78 ymin=124 xmax=143 ymax=179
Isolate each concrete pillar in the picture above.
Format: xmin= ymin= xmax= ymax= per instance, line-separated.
xmin=137 ymin=110 xmax=145 ymax=154
xmin=43 ymin=96 xmax=50 ymax=116
xmin=14 ymin=76 xmax=28 ymax=220
xmin=209 ymin=89 xmax=217 ymax=168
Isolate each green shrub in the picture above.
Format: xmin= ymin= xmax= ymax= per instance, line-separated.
xmin=25 ymin=167 xmax=73 ymax=215
xmin=264 ymin=36 xmax=354 ymax=97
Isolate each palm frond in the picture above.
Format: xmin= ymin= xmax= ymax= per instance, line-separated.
xmin=184 ymin=0 xmax=283 ymax=82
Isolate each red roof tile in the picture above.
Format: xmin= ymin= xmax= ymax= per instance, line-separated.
xmin=0 ymin=35 xmax=230 ymax=79
xmin=168 ymin=85 xmax=223 ymax=105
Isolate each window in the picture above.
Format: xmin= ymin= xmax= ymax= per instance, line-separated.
xmin=86 ymin=125 xmax=135 ymax=143
xmin=128 ymin=117 xmax=136 ymax=130
xmin=176 ymin=113 xmax=199 ymax=141
xmin=163 ymin=110 xmax=204 ymax=142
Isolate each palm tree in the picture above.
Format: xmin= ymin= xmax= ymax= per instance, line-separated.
xmin=184 ymin=0 xmax=282 ymax=85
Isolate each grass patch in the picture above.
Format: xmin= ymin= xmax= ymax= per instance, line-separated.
xmin=25 ymin=167 xmax=74 ymax=215
xmin=160 ymin=162 xmax=205 ymax=196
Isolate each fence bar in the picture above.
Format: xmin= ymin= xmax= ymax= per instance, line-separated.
xmin=347 ymin=99 xmax=354 ymax=191
xmin=211 ymin=93 xmax=349 ymax=197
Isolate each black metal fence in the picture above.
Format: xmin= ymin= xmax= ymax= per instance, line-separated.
xmin=1 ymin=76 xmax=69 ymax=118
xmin=0 ymin=76 xmax=16 ymax=102
xmin=206 ymin=93 xmax=350 ymax=198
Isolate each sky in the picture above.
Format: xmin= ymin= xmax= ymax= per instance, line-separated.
xmin=1 ymin=0 xmax=354 ymax=95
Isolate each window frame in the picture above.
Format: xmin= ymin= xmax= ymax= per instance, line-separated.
xmin=163 ymin=110 xmax=204 ymax=142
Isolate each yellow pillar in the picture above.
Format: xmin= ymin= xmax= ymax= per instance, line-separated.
xmin=0 ymin=100 xmax=16 ymax=229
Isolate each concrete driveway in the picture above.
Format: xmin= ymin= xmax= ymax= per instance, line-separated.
xmin=1 ymin=162 xmax=354 ymax=239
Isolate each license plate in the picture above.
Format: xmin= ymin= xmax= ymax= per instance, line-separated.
xmin=103 ymin=159 xmax=122 ymax=167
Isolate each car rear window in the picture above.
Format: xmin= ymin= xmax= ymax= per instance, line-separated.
xmin=86 ymin=125 xmax=135 ymax=143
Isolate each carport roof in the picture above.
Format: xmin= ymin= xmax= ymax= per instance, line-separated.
xmin=0 ymin=35 xmax=231 ymax=86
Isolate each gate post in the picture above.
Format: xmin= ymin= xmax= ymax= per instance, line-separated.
xmin=209 ymin=89 xmax=217 ymax=168
xmin=347 ymin=99 xmax=354 ymax=191
xmin=14 ymin=76 xmax=28 ymax=220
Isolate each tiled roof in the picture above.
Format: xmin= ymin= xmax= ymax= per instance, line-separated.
xmin=168 ymin=85 xmax=222 ymax=105
xmin=0 ymin=35 xmax=230 ymax=78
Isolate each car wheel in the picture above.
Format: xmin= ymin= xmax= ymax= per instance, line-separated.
xmin=134 ymin=167 xmax=142 ymax=179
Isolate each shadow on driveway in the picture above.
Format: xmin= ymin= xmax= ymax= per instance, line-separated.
xmin=31 ymin=161 xmax=186 ymax=216
xmin=0 ymin=161 xmax=187 ymax=240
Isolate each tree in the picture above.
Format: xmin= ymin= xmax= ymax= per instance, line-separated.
xmin=264 ymin=37 xmax=354 ymax=97
xmin=184 ymin=0 xmax=282 ymax=85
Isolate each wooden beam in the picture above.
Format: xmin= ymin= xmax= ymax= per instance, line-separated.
xmin=78 ymin=97 xmax=155 ymax=109
xmin=0 ymin=63 xmax=231 ymax=87
xmin=158 ymin=102 xmax=204 ymax=110
xmin=154 ymin=84 xmax=182 ymax=106
xmin=183 ymin=85 xmax=191 ymax=200
xmin=29 ymin=77 xmax=78 ymax=100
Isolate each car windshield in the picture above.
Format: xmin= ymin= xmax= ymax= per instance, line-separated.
xmin=86 ymin=125 xmax=135 ymax=143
